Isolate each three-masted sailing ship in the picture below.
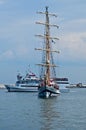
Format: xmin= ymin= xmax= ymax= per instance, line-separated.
xmin=35 ymin=7 xmax=60 ymax=98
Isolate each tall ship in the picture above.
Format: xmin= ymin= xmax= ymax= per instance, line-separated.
xmin=36 ymin=7 xmax=60 ymax=98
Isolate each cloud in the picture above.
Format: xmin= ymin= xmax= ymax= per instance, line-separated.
xmin=59 ymin=32 xmax=86 ymax=63
xmin=62 ymin=18 xmax=86 ymax=32
xmin=0 ymin=0 xmax=5 ymax=4
xmin=0 ymin=17 xmax=35 ymax=58
xmin=15 ymin=44 xmax=29 ymax=57
xmin=0 ymin=50 xmax=14 ymax=60
xmin=54 ymin=18 xmax=86 ymax=63
xmin=0 ymin=12 xmax=86 ymax=64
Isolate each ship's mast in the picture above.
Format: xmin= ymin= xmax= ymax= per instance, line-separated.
xmin=45 ymin=6 xmax=51 ymax=85
xmin=35 ymin=6 xmax=59 ymax=85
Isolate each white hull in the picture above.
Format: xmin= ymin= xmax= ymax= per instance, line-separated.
xmin=5 ymin=84 xmax=38 ymax=92
xmin=38 ymin=85 xmax=60 ymax=98
xmin=56 ymin=78 xmax=70 ymax=93
xmin=5 ymin=81 xmax=70 ymax=93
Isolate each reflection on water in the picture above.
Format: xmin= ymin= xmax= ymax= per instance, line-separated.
xmin=1 ymin=89 xmax=86 ymax=130
xmin=39 ymin=97 xmax=60 ymax=130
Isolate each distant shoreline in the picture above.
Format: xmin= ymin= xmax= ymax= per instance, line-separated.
xmin=66 ymin=83 xmax=86 ymax=88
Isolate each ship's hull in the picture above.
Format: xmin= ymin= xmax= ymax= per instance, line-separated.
xmin=5 ymin=84 xmax=38 ymax=92
xmin=38 ymin=85 xmax=60 ymax=98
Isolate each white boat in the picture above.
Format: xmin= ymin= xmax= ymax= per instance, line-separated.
xmin=36 ymin=7 xmax=60 ymax=98
xmin=5 ymin=70 xmax=39 ymax=92
xmin=55 ymin=78 xmax=70 ymax=93
xmin=5 ymin=84 xmax=38 ymax=92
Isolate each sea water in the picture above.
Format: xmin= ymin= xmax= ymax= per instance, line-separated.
xmin=0 ymin=88 xmax=86 ymax=130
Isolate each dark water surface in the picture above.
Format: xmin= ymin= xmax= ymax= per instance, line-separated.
xmin=0 ymin=88 xmax=86 ymax=130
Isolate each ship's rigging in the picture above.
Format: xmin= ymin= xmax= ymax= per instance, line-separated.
xmin=35 ymin=6 xmax=59 ymax=82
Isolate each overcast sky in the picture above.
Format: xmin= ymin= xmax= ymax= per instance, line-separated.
xmin=0 ymin=0 xmax=86 ymax=84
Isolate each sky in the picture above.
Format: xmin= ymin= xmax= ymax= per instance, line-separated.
xmin=0 ymin=0 xmax=86 ymax=84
